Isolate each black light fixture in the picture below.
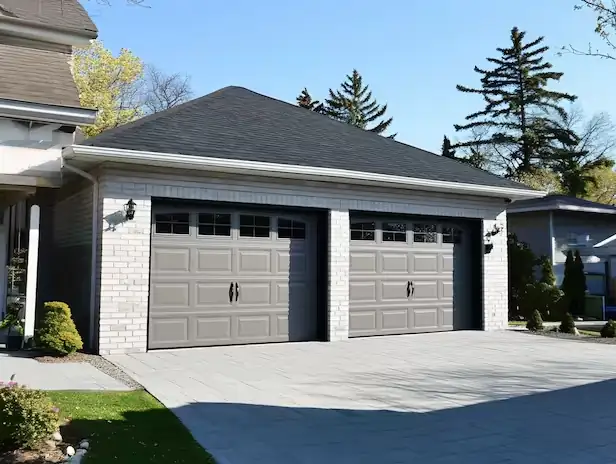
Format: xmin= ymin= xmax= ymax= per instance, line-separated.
xmin=124 ymin=198 xmax=136 ymax=221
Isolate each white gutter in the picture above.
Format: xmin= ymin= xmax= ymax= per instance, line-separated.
xmin=61 ymin=160 xmax=99 ymax=352
xmin=0 ymin=99 xmax=97 ymax=127
xmin=63 ymin=145 xmax=546 ymax=200
xmin=594 ymin=233 xmax=616 ymax=248
xmin=0 ymin=16 xmax=95 ymax=47
xmin=508 ymin=204 xmax=616 ymax=215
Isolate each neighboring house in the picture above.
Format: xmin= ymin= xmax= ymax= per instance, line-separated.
xmin=56 ymin=86 xmax=542 ymax=355
xmin=508 ymin=195 xmax=616 ymax=302
xmin=0 ymin=1 xmax=97 ymax=342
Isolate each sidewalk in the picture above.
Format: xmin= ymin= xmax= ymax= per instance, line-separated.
xmin=0 ymin=352 xmax=131 ymax=391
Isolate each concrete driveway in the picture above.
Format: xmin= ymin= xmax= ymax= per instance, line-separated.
xmin=108 ymin=331 xmax=616 ymax=464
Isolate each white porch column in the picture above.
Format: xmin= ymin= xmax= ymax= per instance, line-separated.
xmin=24 ymin=204 xmax=40 ymax=342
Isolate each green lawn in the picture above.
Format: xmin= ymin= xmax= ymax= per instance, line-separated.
xmin=47 ymin=391 xmax=215 ymax=464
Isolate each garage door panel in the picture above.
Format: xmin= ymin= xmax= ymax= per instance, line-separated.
xmin=152 ymin=247 xmax=191 ymax=273
xmin=441 ymin=254 xmax=454 ymax=272
xmin=442 ymin=307 xmax=454 ymax=328
xmin=350 ymin=252 xmax=377 ymax=273
xmin=150 ymin=282 xmax=189 ymax=308
xmin=411 ymin=280 xmax=439 ymax=299
xmin=381 ymin=280 xmax=410 ymax=301
xmin=381 ymin=252 xmax=410 ymax=273
xmin=196 ymin=248 xmax=233 ymax=273
xmin=441 ymin=280 xmax=454 ymax=299
xmin=412 ymin=253 xmax=439 ymax=273
xmin=149 ymin=207 xmax=317 ymax=349
xmin=381 ymin=309 xmax=409 ymax=330
xmin=350 ymin=281 xmax=377 ymax=303
xmin=412 ymin=307 xmax=439 ymax=330
xmin=237 ymin=249 xmax=271 ymax=273
xmin=349 ymin=310 xmax=377 ymax=333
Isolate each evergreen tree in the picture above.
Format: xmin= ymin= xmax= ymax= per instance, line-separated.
xmin=573 ymin=250 xmax=587 ymax=315
xmin=296 ymin=88 xmax=324 ymax=113
xmin=454 ymin=27 xmax=577 ymax=179
xmin=442 ymin=135 xmax=457 ymax=159
xmin=325 ymin=69 xmax=394 ymax=136
xmin=539 ymin=255 xmax=556 ymax=286
xmin=561 ymin=250 xmax=575 ymax=296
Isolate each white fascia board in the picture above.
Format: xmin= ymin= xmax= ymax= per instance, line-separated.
xmin=0 ymin=99 xmax=97 ymax=126
xmin=63 ymin=145 xmax=546 ymax=200
xmin=0 ymin=16 xmax=95 ymax=47
xmin=508 ymin=204 xmax=616 ymax=215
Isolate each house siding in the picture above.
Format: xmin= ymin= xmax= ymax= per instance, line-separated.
xmin=552 ymin=211 xmax=616 ymax=263
xmin=49 ymin=182 xmax=94 ymax=348
xmin=95 ymin=168 xmax=510 ymax=355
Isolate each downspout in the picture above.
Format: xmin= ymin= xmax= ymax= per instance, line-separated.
xmin=61 ymin=159 xmax=99 ymax=352
xmin=549 ymin=211 xmax=556 ymax=265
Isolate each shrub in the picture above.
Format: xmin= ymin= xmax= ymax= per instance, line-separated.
xmin=520 ymin=282 xmax=564 ymax=321
xmin=560 ymin=312 xmax=576 ymax=334
xmin=35 ymin=301 xmax=82 ymax=355
xmin=0 ymin=382 xmax=59 ymax=451
xmin=526 ymin=310 xmax=544 ymax=332
xmin=601 ymin=320 xmax=616 ymax=338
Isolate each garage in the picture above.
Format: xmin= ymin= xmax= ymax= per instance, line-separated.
xmin=349 ymin=215 xmax=476 ymax=337
xmin=148 ymin=202 xmax=319 ymax=349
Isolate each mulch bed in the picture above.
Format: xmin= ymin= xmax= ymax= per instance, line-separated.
xmin=0 ymin=441 xmax=66 ymax=464
xmin=522 ymin=330 xmax=616 ymax=344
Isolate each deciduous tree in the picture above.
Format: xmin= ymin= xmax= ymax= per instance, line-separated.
xmin=142 ymin=65 xmax=193 ymax=114
xmin=325 ymin=70 xmax=394 ymax=136
xmin=585 ymin=165 xmax=616 ymax=204
xmin=454 ymin=27 xmax=577 ymax=179
xmin=73 ymin=40 xmax=144 ymax=137
xmin=569 ymin=0 xmax=616 ymax=59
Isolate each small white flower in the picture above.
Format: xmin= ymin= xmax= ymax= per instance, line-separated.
xmin=66 ymin=445 xmax=75 ymax=456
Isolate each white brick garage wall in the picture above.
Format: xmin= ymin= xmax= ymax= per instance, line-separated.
xmin=96 ymin=169 xmax=508 ymax=355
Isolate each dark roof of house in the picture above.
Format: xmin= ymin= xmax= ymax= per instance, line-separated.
xmin=84 ymin=86 xmax=534 ymax=191
xmin=508 ymin=194 xmax=616 ymax=214
xmin=0 ymin=0 xmax=97 ymax=37
xmin=0 ymin=44 xmax=81 ymax=107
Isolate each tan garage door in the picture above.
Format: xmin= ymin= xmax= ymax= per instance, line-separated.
xmin=148 ymin=204 xmax=318 ymax=349
xmin=349 ymin=216 xmax=471 ymax=337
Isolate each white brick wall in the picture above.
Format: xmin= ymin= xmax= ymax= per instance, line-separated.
xmin=96 ymin=170 xmax=510 ymax=354
xmin=328 ymin=209 xmax=350 ymax=341
xmin=482 ymin=210 xmax=508 ymax=331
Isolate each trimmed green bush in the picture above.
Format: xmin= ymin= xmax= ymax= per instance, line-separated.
xmin=601 ymin=320 xmax=616 ymax=338
xmin=559 ymin=312 xmax=576 ymax=334
xmin=526 ymin=310 xmax=544 ymax=332
xmin=35 ymin=301 xmax=83 ymax=355
xmin=0 ymin=382 xmax=59 ymax=451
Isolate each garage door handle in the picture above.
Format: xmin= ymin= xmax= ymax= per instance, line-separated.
xmin=229 ymin=283 xmax=234 ymax=303
xmin=235 ymin=282 xmax=240 ymax=302
xmin=407 ymin=281 xmax=414 ymax=298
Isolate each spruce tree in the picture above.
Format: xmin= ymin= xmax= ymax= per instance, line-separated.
xmin=296 ymin=88 xmax=324 ymax=113
xmin=454 ymin=27 xmax=577 ymax=179
xmin=325 ymin=69 xmax=394 ymax=136
xmin=442 ymin=135 xmax=457 ymax=159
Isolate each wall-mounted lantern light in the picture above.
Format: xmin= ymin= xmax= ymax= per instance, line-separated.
xmin=124 ymin=198 xmax=136 ymax=221
xmin=484 ymin=223 xmax=504 ymax=254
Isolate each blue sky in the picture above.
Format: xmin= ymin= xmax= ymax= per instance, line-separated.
xmin=84 ymin=0 xmax=614 ymax=153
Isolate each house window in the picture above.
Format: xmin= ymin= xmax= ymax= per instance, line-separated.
xmin=442 ymin=227 xmax=462 ymax=244
xmin=240 ymin=215 xmax=270 ymax=238
xmin=413 ymin=223 xmax=437 ymax=243
xmin=278 ymin=218 xmax=306 ymax=239
xmin=198 ymin=213 xmax=231 ymax=236
xmin=351 ymin=221 xmax=375 ymax=241
xmin=383 ymin=222 xmax=407 ymax=242
xmin=155 ymin=213 xmax=190 ymax=235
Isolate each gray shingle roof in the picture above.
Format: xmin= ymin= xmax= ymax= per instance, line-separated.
xmin=84 ymin=86 xmax=533 ymax=191
xmin=509 ymin=194 xmax=616 ymax=214
xmin=0 ymin=44 xmax=81 ymax=107
xmin=0 ymin=0 xmax=97 ymax=37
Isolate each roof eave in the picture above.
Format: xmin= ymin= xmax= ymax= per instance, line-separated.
xmin=508 ymin=204 xmax=616 ymax=215
xmin=0 ymin=16 xmax=97 ymax=47
xmin=62 ymin=145 xmax=546 ymax=200
xmin=0 ymin=98 xmax=97 ymax=126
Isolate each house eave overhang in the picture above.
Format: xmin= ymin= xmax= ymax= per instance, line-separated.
xmin=62 ymin=145 xmax=546 ymax=200
xmin=0 ymin=16 xmax=96 ymax=47
xmin=0 ymin=99 xmax=97 ymax=126
xmin=508 ymin=204 xmax=616 ymax=215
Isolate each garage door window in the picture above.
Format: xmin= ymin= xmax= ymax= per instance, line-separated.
xmin=351 ymin=221 xmax=375 ymax=241
xmin=413 ymin=223 xmax=437 ymax=243
xmin=198 ymin=213 xmax=231 ymax=236
xmin=240 ymin=214 xmax=270 ymax=238
xmin=383 ymin=222 xmax=407 ymax=242
xmin=155 ymin=213 xmax=190 ymax=235
xmin=278 ymin=218 xmax=306 ymax=239
xmin=442 ymin=227 xmax=462 ymax=244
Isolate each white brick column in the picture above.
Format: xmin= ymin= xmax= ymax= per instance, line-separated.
xmin=328 ymin=209 xmax=350 ymax=341
xmin=482 ymin=210 xmax=508 ymax=331
xmin=98 ymin=196 xmax=151 ymax=355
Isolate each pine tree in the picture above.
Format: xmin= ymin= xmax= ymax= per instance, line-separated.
xmin=325 ymin=69 xmax=394 ymax=136
xmin=296 ymin=88 xmax=324 ymax=113
xmin=454 ymin=27 xmax=577 ymax=179
xmin=561 ymin=250 xmax=575 ymax=295
xmin=442 ymin=135 xmax=457 ymax=159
